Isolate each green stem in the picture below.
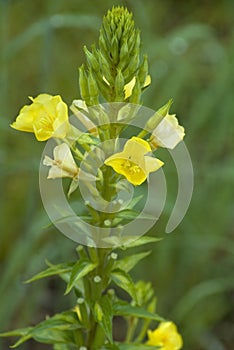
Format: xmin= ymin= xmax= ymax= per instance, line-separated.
xmin=126 ymin=317 xmax=138 ymax=342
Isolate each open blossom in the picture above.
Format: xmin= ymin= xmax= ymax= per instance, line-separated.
xmin=11 ymin=94 xmax=70 ymax=141
xmin=147 ymin=321 xmax=183 ymax=350
xmin=104 ymin=136 xmax=163 ymax=186
xmin=43 ymin=143 xmax=79 ymax=180
xmin=150 ymin=114 xmax=185 ymax=150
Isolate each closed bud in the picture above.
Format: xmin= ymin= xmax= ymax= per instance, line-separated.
xmin=134 ymin=29 xmax=141 ymax=52
xmin=127 ymin=29 xmax=136 ymax=53
xmin=110 ymin=35 xmax=119 ymax=64
xmin=99 ymin=29 xmax=110 ymax=54
xmin=84 ymin=46 xmax=100 ymax=72
xmin=87 ymin=70 xmax=99 ymax=105
xmin=146 ymin=99 xmax=173 ymax=131
xmin=125 ymin=53 xmax=139 ymax=76
xmin=115 ymin=69 xmax=125 ymax=101
xmin=116 ymin=22 xmax=123 ymax=40
xmin=119 ymin=39 xmax=128 ymax=64
xmin=79 ymin=65 xmax=90 ymax=104
xmin=138 ymin=55 xmax=149 ymax=86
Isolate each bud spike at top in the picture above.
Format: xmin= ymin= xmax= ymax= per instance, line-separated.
xmin=78 ymin=6 xmax=151 ymax=103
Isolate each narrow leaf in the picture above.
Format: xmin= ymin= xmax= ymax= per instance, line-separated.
xmin=114 ymin=251 xmax=151 ymax=272
xmin=99 ymin=295 xmax=113 ymax=342
xmin=25 ymin=262 xmax=74 ymax=283
xmin=121 ymin=236 xmax=162 ymax=249
xmin=111 ymin=269 xmax=137 ymax=302
xmin=113 ymin=302 xmax=164 ymax=322
xmin=118 ymin=344 xmax=157 ymax=349
xmin=65 ymin=259 xmax=97 ymax=295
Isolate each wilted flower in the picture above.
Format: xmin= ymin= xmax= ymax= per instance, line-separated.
xmin=104 ymin=136 xmax=163 ymax=186
xmin=150 ymin=114 xmax=185 ymax=150
xmin=147 ymin=321 xmax=183 ymax=350
xmin=43 ymin=143 xmax=79 ymax=180
xmin=11 ymin=94 xmax=69 ymax=141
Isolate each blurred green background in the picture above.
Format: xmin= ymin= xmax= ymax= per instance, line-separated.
xmin=0 ymin=0 xmax=233 ymax=349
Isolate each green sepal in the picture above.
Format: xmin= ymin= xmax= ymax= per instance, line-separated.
xmin=145 ymin=99 xmax=173 ymax=131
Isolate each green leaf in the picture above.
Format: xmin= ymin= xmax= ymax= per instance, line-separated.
xmin=127 ymin=195 xmax=144 ymax=210
xmin=113 ymin=301 xmax=164 ymax=322
xmin=120 ymin=236 xmax=162 ymax=249
xmin=0 ymin=327 xmax=33 ymax=338
xmin=118 ymin=344 xmax=157 ymax=349
xmin=101 ymin=344 xmax=120 ymax=350
xmin=65 ymin=259 xmax=97 ymax=295
xmin=54 ymin=344 xmax=72 ymax=350
xmin=25 ymin=262 xmax=74 ymax=283
xmin=114 ymin=251 xmax=151 ymax=272
xmin=8 ymin=311 xmax=82 ymax=348
xmin=93 ymin=295 xmax=113 ymax=342
xmin=111 ymin=269 xmax=137 ymax=302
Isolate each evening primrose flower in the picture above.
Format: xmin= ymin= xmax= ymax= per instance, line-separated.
xmin=147 ymin=321 xmax=183 ymax=350
xmin=43 ymin=143 xmax=79 ymax=180
xmin=150 ymin=114 xmax=185 ymax=150
xmin=11 ymin=94 xmax=69 ymax=141
xmin=104 ymin=136 xmax=163 ymax=186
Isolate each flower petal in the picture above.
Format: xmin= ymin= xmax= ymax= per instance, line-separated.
xmin=152 ymin=114 xmax=185 ymax=149
xmin=144 ymin=156 xmax=164 ymax=173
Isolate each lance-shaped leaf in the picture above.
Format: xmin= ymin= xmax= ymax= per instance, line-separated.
xmin=0 ymin=311 xmax=83 ymax=348
xmin=65 ymin=259 xmax=97 ymax=295
xmin=113 ymin=301 xmax=164 ymax=322
xmin=120 ymin=236 xmax=162 ymax=249
xmin=113 ymin=251 xmax=151 ymax=273
xmin=25 ymin=262 xmax=75 ymax=283
xmin=93 ymin=295 xmax=113 ymax=342
xmin=111 ymin=268 xmax=137 ymax=302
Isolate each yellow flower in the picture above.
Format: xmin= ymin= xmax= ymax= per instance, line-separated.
xmin=150 ymin=114 xmax=185 ymax=150
xmin=104 ymin=136 xmax=163 ymax=186
xmin=11 ymin=94 xmax=69 ymax=141
xmin=147 ymin=321 xmax=183 ymax=350
xmin=43 ymin=143 xmax=79 ymax=179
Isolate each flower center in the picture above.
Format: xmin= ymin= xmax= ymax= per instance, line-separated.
xmin=122 ymin=160 xmax=142 ymax=175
